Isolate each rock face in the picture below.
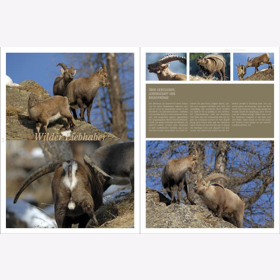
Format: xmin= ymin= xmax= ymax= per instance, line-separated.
xmin=146 ymin=188 xmax=236 ymax=228
xmin=6 ymin=80 xmax=120 ymax=141
xmin=244 ymin=68 xmax=274 ymax=81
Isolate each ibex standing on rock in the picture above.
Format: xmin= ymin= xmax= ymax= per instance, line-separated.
xmin=28 ymin=93 xmax=75 ymax=135
xmin=197 ymin=54 xmax=226 ymax=80
xmin=66 ymin=62 xmax=110 ymax=124
xmin=246 ymin=53 xmax=273 ymax=73
xmin=236 ymin=64 xmax=246 ymax=80
xmin=53 ymin=63 xmax=76 ymax=96
xmin=148 ymin=54 xmax=187 ymax=81
xmin=194 ymin=173 xmax=245 ymax=228
xmin=14 ymin=154 xmax=110 ymax=228
xmin=161 ymin=150 xmax=199 ymax=204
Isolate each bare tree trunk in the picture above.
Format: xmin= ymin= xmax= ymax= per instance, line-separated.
xmin=106 ymin=53 xmax=127 ymax=140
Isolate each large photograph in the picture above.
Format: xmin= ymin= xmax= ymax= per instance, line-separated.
xmin=6 ymin=53 xmax=134 ymax=141
xmin=146 ymin=140 xmax=274 ymax=229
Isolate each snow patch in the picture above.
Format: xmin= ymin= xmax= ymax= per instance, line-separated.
xmin=61 ymin=130 xmax=72 ymax=137
xmin=6 ymin=198 xmax=56 ymax=228
xmin=6 ymin=75 xmax=19 ymax=87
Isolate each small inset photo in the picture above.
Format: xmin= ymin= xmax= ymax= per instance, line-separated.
xmin=146 ymin=53 xmax=187 ymax=81
xmin=234 ymin=53 xmax=274 ymax=81
xmin=190 ymin=53 xmax=230 ymax=81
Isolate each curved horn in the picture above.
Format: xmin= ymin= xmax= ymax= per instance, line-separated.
xmin=157 ymin=54 xmax=187 ymax=65
xmin=84 ymin=155 xmax=112 ymax=178
xmin=203 ymin=173 xmax=228 ymax=183
xmin=101 ymin=61 xmax=107 ymax=71
xmin=14 ymin=162 xmax=60 ymax=204
xmin=57 ymin=63 xmax=67 ymax=70
xmin=71 ymin=65 xmax=74 ymax=69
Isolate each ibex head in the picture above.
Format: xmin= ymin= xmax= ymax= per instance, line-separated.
xmin=193 ymin=173 xmax=228 ymax=194
xmin=98 ymin=61 xmax=110 ymax=88
xmin=57 ymin=63 xmax=76 ymax=82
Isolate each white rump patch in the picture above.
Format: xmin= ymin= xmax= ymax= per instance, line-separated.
xmin=68 ymin=200 xmax=76 ymax=210
xmin=48 ymin=112 xmax=62 ymax=123
xmin=62 ymin=161 xmax=78 ymax=192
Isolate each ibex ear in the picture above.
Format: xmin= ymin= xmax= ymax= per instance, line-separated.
xmin=98 ymin=68 xmax=103 ymax=74
xmin=60 ymin=68 xmax=65 ymax=75
xmin=73 ymin=70 xmax=77 ymax=76
xmin=162 ymin=64 xmax=169 ymax=70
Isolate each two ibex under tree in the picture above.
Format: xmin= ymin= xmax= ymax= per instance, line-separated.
xmin=53 ymin=63 xmax=76 ymax=96
xmin=194 ymin=173 xmax=245 ymax=228
xmin=246 ymin=53 xmax=273 ymax=74
xmin=161 ymin=150 xmax=199 ymax=204
xmin=148 ymin=54 xmax=187 ymax=81
xmin=65 ymin=62 xmax=110 ymax=124
xmin=197 ymin=54 xmax=226 ymax=80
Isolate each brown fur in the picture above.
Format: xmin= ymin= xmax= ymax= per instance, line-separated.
xmin=236 ymin=64 xmax=246 ymax=80
xmin=161 ymin=151 xmax=198 ymax=204
xmin=197 ymin=54 xmax=226 ymax=80
xmin=66 ymin=62 xmax=110 ymax=124
xmin=194 ymin=174 xmax=245 ymax=228
xmin=246 ymin=53 xmax=272 ymax=73
xmin=53 ymin=63 xmax=76 ymax=96
xmin=28 ymin=93 xmax=75 ymax=134
xmin=52 ymin=160 xmax=102 ymax=228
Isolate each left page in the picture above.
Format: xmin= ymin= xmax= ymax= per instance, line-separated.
xmin=1 ymin=48 xmax=139 ymax=233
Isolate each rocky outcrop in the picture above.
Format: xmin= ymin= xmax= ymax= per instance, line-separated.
xmin=146 ymin=188 xmax=236 ymax=228
xmin=244 ymin=68 xmax=274 ymax=81
xmin=6 ymin=80 xmax=120 ymax=141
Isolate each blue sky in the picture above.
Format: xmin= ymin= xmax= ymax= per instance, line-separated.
xmin=233 ymin=53 xmax=274 ymax=80
xmin=7 ymin=53 xmax=65 ymax=94
xmin=146 ymin=53 xmax=187 ymax=81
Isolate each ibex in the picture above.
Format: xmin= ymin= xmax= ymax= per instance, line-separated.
xmin=246 ymin=53 xmax=273 ymax=73
xmin=147 ymin=54 xmax=187 ymax=81
xmin=194 ymin=173 xmax=245 ymax=228
xmin=89 ymin=141 xmax=134 ymax=192
xmin=53 ymin=63 xmax=76 ymax=96
xmin=65 ymin=62 xmax=110 ymax=124
xmin=197 ymin=54 xmax=226 ymax=80
xmin=236 ymin=64 xmax=246 ymax=80
xmin=161 ymin=150 xmax=199 ymax=204
xmin=28 ymin=93 xmax=75 ymax=134
xmin=13 ymin=154 xmax=110 ymax=228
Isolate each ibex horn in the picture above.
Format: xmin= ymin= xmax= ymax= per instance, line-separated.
xmin=57 ymin=63 xmax=67 ymax=70
xmin=101 ymin=61 xmax=107 ymax=71
xmin=14 ymin=162 xmax=61 ymax=204
xmin=84 ymin=155 xmax=112 ymax=178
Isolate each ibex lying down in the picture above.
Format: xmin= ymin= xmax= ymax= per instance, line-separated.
xmin=90 ymin=141 xmax=134 ymax=192
xmin=236 ymin=64 xmax=246 ymax=80
xmin=246 ymin=53 xmax=273 ymax=73
xmin=53 ymin=63 xmax=76 ymax=96
xmin=14 ymin=155 xmax=109 ymax=228
xmin=28 ymin=93 xmax=75 ymax=134
xmin=148 ymin=54 xmax=187 ymax=81
xmin=194 ymin=173 xmax=245 ymax=228
xmin=197 ymin=54 xmax=226 ymax=80
xmin=161 ymin=150 xmax=199 ymax=204
xmin=66 ymin=62 xmax=110 ymax=124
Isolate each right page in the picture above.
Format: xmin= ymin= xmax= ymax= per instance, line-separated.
xmin=141 ymin=47 xmax=279 ymax=232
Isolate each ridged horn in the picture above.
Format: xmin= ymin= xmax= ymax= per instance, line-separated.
xmin=84 ymin=155 xmax=112 ymax=178
xmin=101 ymin=61 xmax=107 ymax=71
xmin=203 ymin=173 xmax=229 ymax=183
xmin=157 ymin=54 xmax=186 ymax=65
xmin=57 ymin=63 xmax=67 ymax=70
xmin=14 ymin=162 xmax=61 ymax=204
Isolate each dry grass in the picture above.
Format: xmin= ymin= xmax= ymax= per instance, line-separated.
xmin=6 ymin=105 xmax=22 ymax=116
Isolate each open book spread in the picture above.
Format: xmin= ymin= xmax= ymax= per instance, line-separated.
xmin=1 ymin=47 xmax=278 ymax=233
